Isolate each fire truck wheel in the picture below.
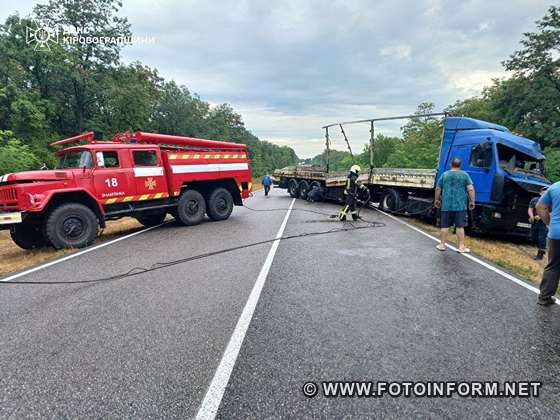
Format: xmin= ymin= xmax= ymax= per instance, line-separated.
xmin=298 ymin=180 xmax=310 ymax=200
xmin=207 ymin=187 xmax=233 ymax=221
xmin=135 ymin=212 xmax=166 ymax=227
xmin=10 ymin=223 xmax=47 ymax=250
xmin=177 ymin=190 xmax=206 ymax=225
xmin=288 ymin=179 xmax=299 ymax=198
xmin=45 ymin=203 xmax=98 ymax=249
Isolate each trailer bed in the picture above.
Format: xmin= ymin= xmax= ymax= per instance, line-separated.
xmin=273 ymin=166 xmax=435 ymax=189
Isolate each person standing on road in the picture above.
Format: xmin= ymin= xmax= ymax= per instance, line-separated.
xmin=262 ymin=174 xmax=272 ymax=197
xmin=536 ymin=181 xmax=560 ymax=305
xmin=434 ymin=157 xmax=476 ymax=253
xmin=528 ymin=187 xmax=548 ymax=260
xmin=338 ymin=165 xmax=368 ymax=221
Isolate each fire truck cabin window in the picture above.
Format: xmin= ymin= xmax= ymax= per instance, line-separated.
xmin=133 ymin=150 xmax=158 ymax=167
xmin=96 ymin=151 xmax=120 ymax=168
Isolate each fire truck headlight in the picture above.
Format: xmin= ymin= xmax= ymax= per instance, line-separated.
xmin=492 ymin=212 xmax=502 ymax=219
xmin=29 ymin=193 xmax=45 ymax=206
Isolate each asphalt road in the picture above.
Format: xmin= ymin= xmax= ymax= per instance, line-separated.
xmin=1 ymin=189 xmax=559 ymax=419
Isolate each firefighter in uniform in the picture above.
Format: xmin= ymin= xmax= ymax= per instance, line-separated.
xmin=338 ymin=165 xmax=368 ymax=221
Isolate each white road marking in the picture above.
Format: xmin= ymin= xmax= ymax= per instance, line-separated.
xmin=375 ymin=208 xmax=557 ymax=303
xmin=0 ymin=223 xmax=167 ymax=283
xmin=196 ymin=198 xmax=295 ymax=420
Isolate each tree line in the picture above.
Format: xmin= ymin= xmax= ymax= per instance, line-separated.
xmin=0 ymin=0 xmax=298 ymax=176
xmin=308 ymin=6 xmax=560 ymax=181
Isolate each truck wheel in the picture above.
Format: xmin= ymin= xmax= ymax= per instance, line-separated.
xmin=45 ymin=203 xmax=98 ymax=249
xmin=207 ymin=187 xmax=234 ymax=221
xmin=10 ymin=223 xmax=46 ymax=250
xmin=136 ymin=212 xmax=166 ymax=227
xmin=298 ymin=180 xmax=310 ymax=200
xmin=176 ymin=190 xmax=206 ymax=226
xmin=288 ymin=179 xmax=299 ymax=198
xmin=379 ymin=189 xmax=402 ymax=213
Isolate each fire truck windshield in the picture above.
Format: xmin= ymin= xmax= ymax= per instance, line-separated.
xmin=57 ymin=151 xmax=93 ymax=169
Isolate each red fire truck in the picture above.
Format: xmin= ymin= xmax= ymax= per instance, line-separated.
xmin=0 ymin=131 xmax=252 ymax=249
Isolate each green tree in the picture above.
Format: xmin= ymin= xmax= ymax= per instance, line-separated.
xmin=0 ymin=4 xmax=298 ymax=178
xmin=545 ymin=148 xmax=560 ymax=182
xmin=446 ymin=94 xmax=501 ymax=123
xmin=497 ymin=6 xmax=560 ymax=149
xmin=384 ymin=103 xmax=442 ymax=168
xmin=0 ymin=130 xmax=40 ymax=174
xmin=34 ymin=0 xmax=131 ymax=132
xmin=90 ymin=63 xmax=161 ymax=136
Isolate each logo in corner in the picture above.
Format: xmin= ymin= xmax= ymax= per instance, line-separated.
xmin=26 ymin=21 xmax=59 ymax=51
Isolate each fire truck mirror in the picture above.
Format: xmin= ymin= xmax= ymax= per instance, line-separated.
xmin=96 ymin=152 xmax=105 ymax=168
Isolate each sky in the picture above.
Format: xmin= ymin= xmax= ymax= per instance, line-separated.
xmin=0 ymin=0 xmax=553 ymax=157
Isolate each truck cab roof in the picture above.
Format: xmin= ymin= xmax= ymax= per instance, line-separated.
xmin=56 ymin=142 xmax=156 ymax=155
xmin=446 ymin=117 xmax=544 ymax=160
xmin=445 ymin=117 xmax=509 ymax=132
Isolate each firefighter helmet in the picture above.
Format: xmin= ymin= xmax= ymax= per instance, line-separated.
xmin=350 ymin=165 xmax=361 ymax=175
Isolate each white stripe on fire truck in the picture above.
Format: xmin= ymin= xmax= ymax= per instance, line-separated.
xmin=170 ymin=163 xmax=249 ymax=174
xmin=133 ymin=167 xmax=164 ymax=177
xmin=0 ymin=173 xmax=11 ymax=182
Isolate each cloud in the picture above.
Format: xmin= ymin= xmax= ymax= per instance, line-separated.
xmin=0 ymin=0 xmax=552 ymax=157
xmin=380 ymin=44 xmax=412 ymax=60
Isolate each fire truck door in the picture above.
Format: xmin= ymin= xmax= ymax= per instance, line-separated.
xmin=131 ymin=149 xmax=168 ymax=199
xmin=92 ymin=150 xmax=133 ymax=203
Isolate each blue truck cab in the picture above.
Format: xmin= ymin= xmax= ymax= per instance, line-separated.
xmin=437 ymin=117 xmax=550 ymax=236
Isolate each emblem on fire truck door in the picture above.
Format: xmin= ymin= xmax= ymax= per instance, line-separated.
xmin=145 ymin=177 xmax=157 ymax=190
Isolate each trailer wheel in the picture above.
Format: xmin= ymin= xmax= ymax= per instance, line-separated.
xmin=379 ymin=189 xmax=402 ymax=213
xmin=298 ymin=180 xmax=310 ymax=200
xmin=10 ymin=223 xmax=46 ymax=250
xmin=176 ymin=190 xmax=206 ymax=226
xmin=44 ymin=203 xmax=98 ymax=249
xmin=288 ymin=178 xmax=299 ymax=198
xmin=207 ymin=187 xmax=234 ymax=221
xmin=136 ymin=212 xmax=166 ymax=227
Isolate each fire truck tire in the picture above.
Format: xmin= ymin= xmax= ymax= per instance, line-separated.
xmin=10 ymin=223 xmax=46 ymax=250
xmin=298 ymin=180 xmax=310 ymax=200
xmin=176 ymin=190 xmax=206 ymax=226
xmin=136 ymin=212 xmax=166 ymax=227
xmin=207 ymin=187 xmax=234 ymax=221
xmin=288 ymin=179 xmax=299 ymax=198
xmin=44 ymin=203 xmax=98 ymax=249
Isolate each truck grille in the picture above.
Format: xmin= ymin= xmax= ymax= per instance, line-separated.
xmin=0 ymin=187 xmax=18 ymax=208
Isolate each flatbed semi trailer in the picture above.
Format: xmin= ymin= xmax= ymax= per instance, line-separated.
xmin=273 ymin=116 xmax=551 ymax=237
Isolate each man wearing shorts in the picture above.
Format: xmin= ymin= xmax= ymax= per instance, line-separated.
xmin=434 ymin=157 xmax=476 ymax=253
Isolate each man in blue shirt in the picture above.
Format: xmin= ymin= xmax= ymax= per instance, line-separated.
xmin=536 ymin=181 xmax=560 ymax=305
xmin=434 ymin=157 xmax=476 ymax=253
xmin=528 ymin=187 xmax=548 ymax=260
xmin=262 ymin=174 xmax=272 ymax=197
